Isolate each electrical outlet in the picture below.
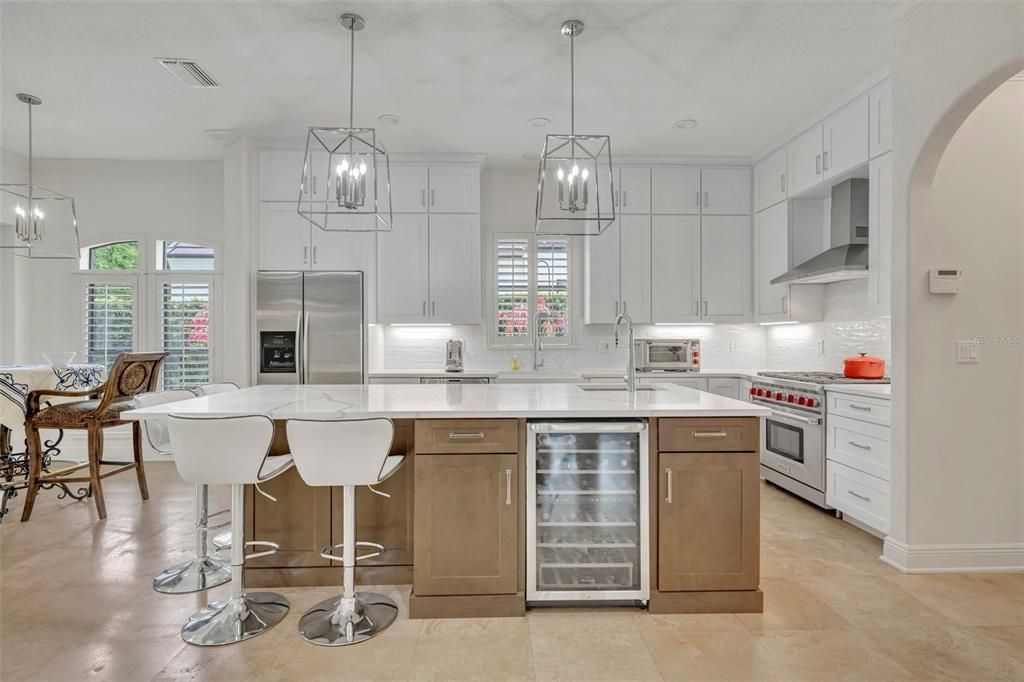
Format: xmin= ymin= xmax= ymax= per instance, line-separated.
xmin=598 ymin=339 xmax=611 ymax=353
xmin=817 ymin=339 xmax=825 ymax=354
xmin=729 ymin=339 xmax=738 ymax=352
xmin=956 ymin=340 xmax=979 ymax=364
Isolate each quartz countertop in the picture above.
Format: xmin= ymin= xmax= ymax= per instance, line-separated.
xmin=824 ymin=384 xmax=892 ymax=399
xmin=370 ymin=369 xmax=765 ymax=381
xmin=122 ymin=383 xmax=770 ymax=421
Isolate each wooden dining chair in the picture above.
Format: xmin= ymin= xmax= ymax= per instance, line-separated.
xmin=20 ymin=351 xmax=168 ymax=521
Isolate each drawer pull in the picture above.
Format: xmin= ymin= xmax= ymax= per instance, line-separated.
xmin=691 ymin=431 xmax=728 ymax=438
xmin=848 ymin=404 xmax=872 ymax=412
xmin=448 ymin=432 xmax=486 ymax=440
xmin=505 ymin=469 xmax=512 ymax=505
xmin=665 ymin=468 xmax=673 ymax=504
xmin=847 ymin=489 xmax=872 ymax=502
xmin=848 ymin=440 xmax=872 ymax=450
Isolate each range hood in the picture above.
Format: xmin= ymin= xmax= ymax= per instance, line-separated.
xmin=771 ymin=178 xmax=869 ymax=285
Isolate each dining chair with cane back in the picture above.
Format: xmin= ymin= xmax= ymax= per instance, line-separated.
xmin=19 ymin=351 xmax=168 ymax=521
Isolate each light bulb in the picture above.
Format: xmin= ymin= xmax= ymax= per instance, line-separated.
xmin=359 ymin=160 xmax=367 ymax=175
xmin=571 ymin=164 xmax=579 ymax=176
xmin=33 ymin=206 xmax=44 ymax=220
xmin=581 ymin=168 xmax=590 ymax=181
xmin=339 ymin=158 xmax=350 ymax=173
xmin=557 ymin=167 xmax=565 ymax=181
xmin=15 ymin=205 xmax=26 ymax=218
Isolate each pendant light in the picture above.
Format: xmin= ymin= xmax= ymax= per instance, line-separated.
xmin=535 ymin=19 xmax=615 ymax=237
xmin=0 ymin=94 xmax=80 ymax=259
xmin=298 ymin=12 xmax=392 ymax=232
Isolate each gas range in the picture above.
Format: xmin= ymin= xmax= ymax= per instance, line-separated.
xmin=750 ymin=371 xmax=890 ymax=414
xmin=757 ymin=371 xmax=890 ymax=385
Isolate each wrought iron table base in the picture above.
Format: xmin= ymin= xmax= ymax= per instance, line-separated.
xmin=0 ymin=424 xmax=92 ymax=521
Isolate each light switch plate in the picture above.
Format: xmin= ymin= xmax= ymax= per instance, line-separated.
xmin=729 ymin=339 xmax=738 ymax=352
xmin=956 ymin=340 xmax=979 ymax=364
xmin=597 ymin=339 xmax=611 ymax=353
xmin=817 ymin=339 xmax=825 ymax=354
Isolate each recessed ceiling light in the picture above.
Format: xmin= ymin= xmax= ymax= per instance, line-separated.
xmin=522 ymin=152 xmax=540 ymax=160
xmin=377 ymin=113 xmax=401 ymax=126
xmin=673 ymin=118 xmax=698 ymax=130
xmin=527 ymin=116 xmax=551 ymax=128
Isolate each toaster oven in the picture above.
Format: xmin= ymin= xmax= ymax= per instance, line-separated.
xmin=633 ymin=339 xmax=700 ymax=372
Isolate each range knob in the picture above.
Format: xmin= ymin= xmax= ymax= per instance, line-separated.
xmin=775 ymin=392 xmax=784 ymax=401
xmin=786 ymin=394 xmax=796 ymax=403
xmin=797 ymin=396 xmax=807 ymax=406
xmin=806 ymin=398 xmax=818 ymax=408
xmin=749 ymin=387 xmax=757 ymax=396
xmin=755 ymin=388 xmax=764 ymax=397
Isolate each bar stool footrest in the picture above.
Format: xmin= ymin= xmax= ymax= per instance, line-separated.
xmin=320 ymin=541 xmax=385 ymax=564
xmin=244 ymin=540 xmax=280 ymax=561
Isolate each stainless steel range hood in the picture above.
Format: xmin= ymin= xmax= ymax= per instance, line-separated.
xmin=771 ymin=178 xmax=869 ymax=285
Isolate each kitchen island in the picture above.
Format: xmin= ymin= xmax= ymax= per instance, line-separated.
xmin=124 ymin=383 xmax=769 ymax=618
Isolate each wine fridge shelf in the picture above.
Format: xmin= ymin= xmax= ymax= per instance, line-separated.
xmin=536 ymin=469 xmax=636 ymax=475
xmin=538 ymin=490 xmax=636 ymax=495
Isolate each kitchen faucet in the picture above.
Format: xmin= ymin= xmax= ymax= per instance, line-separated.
xmin=533 ymin=333 xmax=544 ymax=370
xmin=613 ymin=310 xmax=636 ymax=393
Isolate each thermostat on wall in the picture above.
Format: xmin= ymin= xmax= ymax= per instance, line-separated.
xmin=929 ymin=268 xmax=963 ymax=294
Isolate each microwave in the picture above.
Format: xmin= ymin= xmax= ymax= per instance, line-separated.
xmin=634 ymin=339 xmax=700 ymax=372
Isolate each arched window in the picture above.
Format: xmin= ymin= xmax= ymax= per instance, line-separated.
xmin=79 ymin=238 xmax=219 ymax=389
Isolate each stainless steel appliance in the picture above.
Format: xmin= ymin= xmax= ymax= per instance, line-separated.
xmin=751 ymin=371 xmax=889 ymax=507
xmin=444 ymin=339 xmax=464 ymax=373
xmin=527 ymin=422 xmax=649 ymax=603
xmin=255 ymin=271 xmax=365 ymax=385
xmin=633 ymin=338 xmax=700 ymax=372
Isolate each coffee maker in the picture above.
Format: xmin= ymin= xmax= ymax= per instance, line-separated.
xmin=445 ymin=339 xmax=464 ymax=372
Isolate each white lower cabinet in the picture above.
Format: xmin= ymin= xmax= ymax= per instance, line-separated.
xmin=707 ymin=377 xmax=741 ymax=400
xmin=826 ymin=390 xmax=891 ymax=535
xmin=826 ymin=461 xmax=891 ymax=535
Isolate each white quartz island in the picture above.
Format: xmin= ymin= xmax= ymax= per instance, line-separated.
xmin=124 ymin=383 xmax=768 ymax=618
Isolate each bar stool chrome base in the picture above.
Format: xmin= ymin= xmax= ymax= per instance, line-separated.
xmin=298 ymin=592 xmax=398 ymax=646
xmin=153 ymin=556 xmax=231 ymax=594
xmin=181 ymin=592 xmax=290 ymax=646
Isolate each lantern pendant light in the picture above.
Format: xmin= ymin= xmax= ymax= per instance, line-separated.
xmin=297 ymin=13 xmax=392 ymax=232
xmin=535 ymin=19 xmax=615 ymax=237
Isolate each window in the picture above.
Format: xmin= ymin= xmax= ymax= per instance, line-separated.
xmin=79 ymin=239 xmax=218 ymax=389
xmin=492 ymin=233 xmax=574 ymax=347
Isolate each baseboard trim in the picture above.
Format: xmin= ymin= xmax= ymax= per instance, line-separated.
xmin=882 ymin=537 xmax=1024 ymax=573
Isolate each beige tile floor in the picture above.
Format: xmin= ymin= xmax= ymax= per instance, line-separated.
xmin=2 ymin=462 xmax=1023 ymax=681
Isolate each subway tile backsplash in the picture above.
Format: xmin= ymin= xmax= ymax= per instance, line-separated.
xmin=371 ymin=279 xmax=890 ymax=374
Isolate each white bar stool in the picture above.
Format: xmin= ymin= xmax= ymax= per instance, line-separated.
xmin=286 ymin=417 xmax=405 ymax=646
xmin=138 ymin=390 xmax=233 ymax=594
xmin=193 ymin=382 xmax=242 ymax=556
xmin=168 ymin=414 xmax=294 ymax=646
xmin=194 ymin=382 xmax=240 ymax=396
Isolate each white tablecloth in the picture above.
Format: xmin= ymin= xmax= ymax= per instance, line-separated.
xmin=0 ymin=364 xmax=106 ymax=447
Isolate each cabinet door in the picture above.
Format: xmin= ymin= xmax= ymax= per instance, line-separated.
xmin=310 ymin=228 xmax=377 ymax=321
xmin=707 ymin=378 xmax=740 ymax=400
xmin=259 ymin=151 xmax=305 ymax=202
xmin=755 ymin=202 xmax=789 ymax=319
xmin=868 ymin=153 xmax=892 ymax=313
xmin=377 ymin=213 xmax=429 ymax=322
xmin=869 ymin=79 xmax=892 ymax=159
xmin=753 ymin=147 xmax=788 ymax=211
xmin=651 ymin=167 xmax=701 ymax=214
xmin=700 ymin=168 xmax=752 ymax=215
xmin=824 ymin=95 xmax=869 ymax=179
xmin=390 ymin=164 xmax=429 ymax=213
xmin=259 ymin=204 xmax=310 ymax=270
xmin=584 ymin=219 xmax=622 ymax=324
xmin=429 ymin=166 xmax=480 ymax=213
xmin=248 ymin=467 xmax=332 ymax=568
xmin=651 ymin=216 xmax=701 ymax=323
xmin=619 ymin=215 xmax=652 ymax=323
xmin=618 ymin=167 xmax=652 ymax=214
xmin=658 ymin=452 xmax=759 ymax=591
xmin=414 ymin=453 xmax=518 ymax=596
xmin=428 ymin=214 xmax=481 ymax=324
xmin=787 ymin=125 xmax=824 ymax=196
xmin=701 ymin=216 xmax=751 ymax=322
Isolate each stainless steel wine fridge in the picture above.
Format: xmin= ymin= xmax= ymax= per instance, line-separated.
xmin=527 ymin=422 xmax=650 ymax=603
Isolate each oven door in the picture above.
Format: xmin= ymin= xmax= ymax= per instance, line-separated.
xmin=759 ymin=406 xmax=824 ymax=492
xmin=641 ymin=343 xmax=694 ymax=370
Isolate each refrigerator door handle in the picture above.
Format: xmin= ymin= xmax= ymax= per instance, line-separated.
xmin=302 ymin=311 xmax=310 ymax=384
xmin=294 ymin=311 xmax=303 ymax=384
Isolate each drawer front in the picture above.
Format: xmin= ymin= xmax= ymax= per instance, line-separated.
xmin=826 ymin=460 xmax=891 ymax=534
xmin=415 ymin=419 xmax=519 ymax=454
xmin=828 ymin=392 xmax=891 ymax=426
xmin=827 ymin=414 xmax=891 ymax=480
xmin=658 ymin=417 xmax=759 ymax=452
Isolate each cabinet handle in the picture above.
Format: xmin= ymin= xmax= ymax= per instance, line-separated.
xmin=693 ymin=299 xmax=699 ymax=316
xmin=665 ymin=468 xmax=673 ymax=504
xmin=816 ymin=154 xmax=822 ymax=175
xmin=448 ymin=432 xmax=486 ymax=440
xmin=431 ymin=301 xmax=436 ymax=316
xmin=823 ymin=151 xmax=830 ymax=171
xmin=703 ymin=191 xmax=709 ymax=208
xmin=848 ymin=440 xmax=872 ymax=450
xmin=702 ymin=300 xmax=708 ymax=317
xmin=622 ymin=300 xmax=628 ymax=314
xmin=303 ymin=246 xmax=308 ymax=264
xmin=430 ymin=189 xmax=436 ymax=206
xmin=613 ymin=190 xmax=619 ymax=207
xmin=505 ymin=469 xmax=512 ymax=506
xmin=313 ymin=176 xmax=318 ymax=195
xmin=780 ymin=174 xmax=785 ymax=193
xmin=695 ymin=191 xmax=701 ymax=208
xmin=422 ymin=301 xmax=427 ymax=317
xmin=849 ymin=403 xmax=872 ymax=412
xmin=691 ymin=431 xmax=728 ymax=438
xmin=847 ymin=489 xmax=871 ymax=502
xmin=782 ymin=295 xmax=788 ymax=314
xmin=623 ymin=190 xmax=628 ymax=207
xmin=421 ymin=189 xmax=426 ymax=206
xmin=312 ymin=246 xmax=317 ymax=265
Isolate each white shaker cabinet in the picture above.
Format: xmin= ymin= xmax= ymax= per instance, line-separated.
xmin=377 ymin=214 xmax=430 ymax=323
xmin=428 ymin=166 xmax=480 ymax=213
xmin=754 ymin=148 xmax=788 ymax=211
xmin=259 ymin=203 xmax=310 ymax=270
xmin=650 ymin=216 xmax=701 ymax=323
xmin=427 ymin=214 xmax=481 ymax=324
xmin=618 ymin=215 xmax=652 ymax=323
xmin=584 ymin=220 xmax=622 ymax=324
xmin=700 ymin=168 xmax=752 ymax=216
xmin=823 ymin=95 xmax=869 ymax=180
xmin=868 ymin=153 xmax=892 ymax=313
xmin=617 ymin=167 xmax=652 ymax=214
xmin=389 ymin=164 xmax=429 ymax=213
xmin=651 ymin=167 xmax=701 ymax=214
xmin=260 ymin=151 xmax=304 ymax=202
xmin=869 ymin=79 xmax=893 ymax=159
xmin=755 ymin=202 xmax=790 ymax=318
xmin=701 ymin=216 xmax=751 ymax=322
xmin=786 ymin=125 xmax=824 ymax=196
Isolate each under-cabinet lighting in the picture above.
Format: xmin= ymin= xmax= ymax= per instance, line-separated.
xmin=653 ymin=323 xmax=715 ymax=326
xmin=389 ymin=323 xmax=452 ymax=327
xmin=759 ymin=321 xmax=800 ymax=326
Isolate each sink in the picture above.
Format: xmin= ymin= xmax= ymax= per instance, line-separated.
xmin=577 ymin=385 xmax=665 ymax=392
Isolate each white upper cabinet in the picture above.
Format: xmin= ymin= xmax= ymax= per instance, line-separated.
xmin=651 ymin=167 xmax=701 ymax=214
xmin=700 ymin=168 xmax=752 ymax=215
xmin=389 ymin=164 xmax=429 ymax=212
xmin=869 ymin=79 xmax=892 ymax=159
xmin=259 ymin=203 xmax=310 ymax=270
xmin=428 ymin=166 xmax=480 ymax=213
xmin=377 ymin=214 xmax=430 ymax=323
xmin=787 ymin=125 xmax=824 ymax=196
xmin=868 ymin=153 xmax=892 ymax=314
xmin=754 ymin=147 xmax=788 ymax=212
xmin=427 ymin=214 xmax=481 ymax=324
xmin=617 ymin=167 xmax=652 ymax=214
xmin=618 ymin=215 xmax=652 ymax=323
xmin=823 ymin=95 xmax=869 ymax=180
xmin=260 ymin=151 xmax=304 ymax=202
xmin=584 ymin=220 xmax=622 ymax=324
xmin=651 ymin=215 xmax=701 ymax=323
xmin=701 ymin=216 xmax=751 ymax=322
xmin=755 ymin=201 xmax=790 ymax=319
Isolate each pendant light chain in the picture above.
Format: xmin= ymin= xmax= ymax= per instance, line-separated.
xmin=349 ymin=22 xmax=355 ymax=129
xmin=569 ymin=32 xmax=575 ymax=137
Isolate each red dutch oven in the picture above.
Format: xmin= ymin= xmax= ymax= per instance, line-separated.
xmin=843 ymin=352 xmax=886 ymax=379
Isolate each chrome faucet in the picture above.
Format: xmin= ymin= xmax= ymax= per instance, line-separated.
xmin=613 ymin=311 xmax=636 ymax=393
xmin=533 ymin=333 xmax=544 ymax=370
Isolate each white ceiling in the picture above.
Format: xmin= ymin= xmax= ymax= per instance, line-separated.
xmin=1 ymin=1 xmax=913 ymax=164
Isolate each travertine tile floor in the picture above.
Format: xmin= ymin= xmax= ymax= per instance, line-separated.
xmin=2 ymin=462 xmax=1023 ymax=681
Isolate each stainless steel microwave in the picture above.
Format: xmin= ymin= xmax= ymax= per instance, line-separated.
xmin=633 ymin=339 xmax=700 ymax=372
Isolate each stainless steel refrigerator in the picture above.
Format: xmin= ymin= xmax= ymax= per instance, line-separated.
xmin=255 ymin=271 xmax=366 ymax=385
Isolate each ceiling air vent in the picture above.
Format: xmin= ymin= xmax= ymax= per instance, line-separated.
xmin=156 ymin=58 xmax=220 ymax=88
